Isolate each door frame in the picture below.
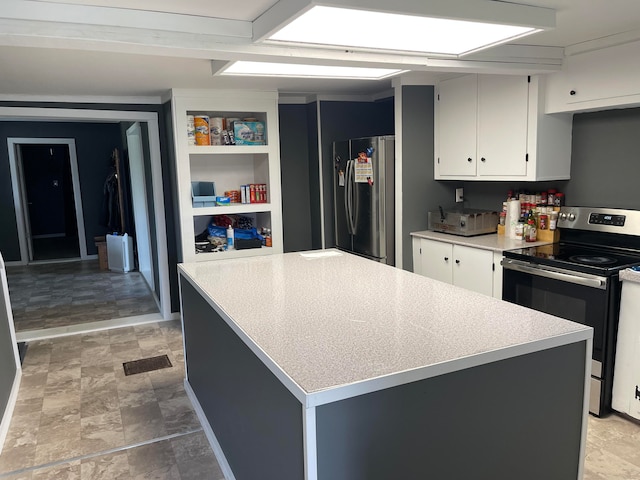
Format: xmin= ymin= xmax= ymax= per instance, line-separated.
xmin=1 ymin=106 xmax=172 ymax=321
xmin=125 ymin=122 xmax=155 ymax=293
xmin=8 ymin=138 xmax=87 ymax=262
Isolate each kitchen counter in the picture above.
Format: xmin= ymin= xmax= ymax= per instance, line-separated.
xmin=620 ymin=268 xmax=640 ymax=283
xmin=410 ymin=230 xmax=552 ymax=252
xmin=179 ymin=250 xmax=592 ymax=480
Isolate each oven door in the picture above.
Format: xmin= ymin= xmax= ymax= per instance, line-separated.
xmin=502 ymin=258 xmax=612 ymax=415
xmin=502 ymin=259 xmax=607 ymax=363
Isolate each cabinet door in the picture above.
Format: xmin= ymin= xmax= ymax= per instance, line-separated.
xmin=477 ymin=75 xmax=529 ymax=177
xmin=492 ymin=252 xmax=503 ymax=300
xmin=436 ymin=75 xmax=477 ymax=177
xmin=412 ymin=237 xmax=423 ymax=276
xmin=420 ymin=239 xmax=453 ymax=284
xmin=452 ymin=245 xmax=493 ymax=296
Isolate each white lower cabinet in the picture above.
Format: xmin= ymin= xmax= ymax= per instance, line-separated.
xmin=412 ymin=237 xmax=502 ymax=299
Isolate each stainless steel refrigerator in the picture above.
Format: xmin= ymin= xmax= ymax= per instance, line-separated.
xmin=333 ymin=136 xmax=395 ymax=265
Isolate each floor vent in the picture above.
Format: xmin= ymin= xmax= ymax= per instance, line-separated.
xmin=123 ymin=354 xmax=172 ymax=376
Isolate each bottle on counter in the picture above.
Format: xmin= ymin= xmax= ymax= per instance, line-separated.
xmin=516 ymin=218 xmax=525 ymax=240
xmin=549 ymin=211 xmax=559 ymax=230
xmin=526 ymin=217 xmax=538 ymax=242
xmin=226 ymin=225 xmax=235 ymax=250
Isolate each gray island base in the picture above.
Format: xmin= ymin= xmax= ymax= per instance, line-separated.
xmin=178 ymin=250 xmax=593 ymax=480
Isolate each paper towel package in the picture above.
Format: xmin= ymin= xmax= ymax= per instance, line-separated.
xmin=505 ymin=199 xmax=521 ymax=239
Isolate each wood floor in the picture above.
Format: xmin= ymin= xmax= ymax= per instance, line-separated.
xmin=6 ymin=260 xmax=159 ymax=333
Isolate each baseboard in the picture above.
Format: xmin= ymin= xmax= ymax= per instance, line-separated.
xmin=0 ymin=368 xmax=22 ymax=456
xmin=15 ymin=312 xmax=171 ymax=342
xmin=184 ymin=379 xmax=236 ymax=480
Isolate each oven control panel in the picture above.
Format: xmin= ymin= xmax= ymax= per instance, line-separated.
xmin=589 ymin=213 xmax=626 ymax=226
xmin=558 ymin=207 xmax=640 ymax=235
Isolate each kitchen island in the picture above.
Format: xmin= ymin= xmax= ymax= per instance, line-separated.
xmin=179 ymin=250 xmax=593 ymax=480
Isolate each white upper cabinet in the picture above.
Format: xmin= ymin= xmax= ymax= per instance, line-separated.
xmin=435 ymin=74 xmax=573 ymax=181
xmin=545 ymin=40 xmax=640 ymax=114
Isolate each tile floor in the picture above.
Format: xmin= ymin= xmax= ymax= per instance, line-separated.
xmin=2 ymin=319 xmax=640 ymax=479
xmin=6 ymin=260 xmax=159 ymax=333
xmin=0 ymin=321 xmax=224 ymax=480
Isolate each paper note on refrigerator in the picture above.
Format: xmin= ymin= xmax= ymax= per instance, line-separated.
xmin=354 ymin=156 xmax=373 ymax=183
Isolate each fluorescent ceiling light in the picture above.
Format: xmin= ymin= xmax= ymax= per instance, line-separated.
xmin=220 ymin=61 xmax=403 ymax=80
xmin=266 ymin=6 xmax=540 ymax=56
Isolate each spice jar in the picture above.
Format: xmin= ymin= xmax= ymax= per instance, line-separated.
xmin=526 ymin=217 xmax=538 ymax=242
xmin=499 ymin=211 xmax=506 ymax=226
xmin=554 ymin=192 xmax=565 ymax=207
xmin=516 ymin=218 xmax=525 ymax=240
xmin=549 ymin=211 xmax=559 ymax=230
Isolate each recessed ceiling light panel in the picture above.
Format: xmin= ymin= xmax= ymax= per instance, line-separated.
xmin=266 ymin=6 xmax=540 ymax=56
xmin=220 ymin=61 xmax=404 ymax=79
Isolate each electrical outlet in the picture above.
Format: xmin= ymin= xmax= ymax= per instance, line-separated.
xmin=455 ymin=188 xmax=464 ymax=203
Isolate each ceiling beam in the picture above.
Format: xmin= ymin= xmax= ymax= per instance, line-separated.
xmin=2 ymin=0 xmax=251 ymax=38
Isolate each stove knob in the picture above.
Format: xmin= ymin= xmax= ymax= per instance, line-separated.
xmin=559 ymin=212 xmax=567 ymax=220
xmin=568 ymin=213 xmax=576 ymax=221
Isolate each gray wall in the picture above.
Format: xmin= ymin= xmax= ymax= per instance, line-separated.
xmin=0 ymin=265 xmax=17 ymax=427
xmin=278 ymin=104 xmax=313 ymax=252
xmin=443 ymin=106 xmax=640 ymax=213
xmin=400 ymin=86 xmax=452 ymax=271
xmin=0 ymin=121 xmax=124 ymax=261
xmin=306 ymin=102 xmax=322 ymax=250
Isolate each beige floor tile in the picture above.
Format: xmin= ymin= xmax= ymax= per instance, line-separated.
xmin=116 ymin=375 xmax=158 ymax=409
xmin=31 ymin=460 xmax=81 ymax=480
xmin=159 ymin=396 xmax=201 ymax=435
xmin=36 ymin=405 xmax=81 ymax=445
xmin=171 ymin=432 xmax=224 ymax=480
xmin=0 ymin=444 xmax=37 ymax=474
xmin=126 ymin=439 xmax=177 ymax=477
xmin=80 ymin=410 xmax=125 ymax=455
xmin=80 ymin=452 xmax=131 ymax=480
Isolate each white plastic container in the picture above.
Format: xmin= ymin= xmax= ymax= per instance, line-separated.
xmin=226 ymin=225 xmax=234 ymax=250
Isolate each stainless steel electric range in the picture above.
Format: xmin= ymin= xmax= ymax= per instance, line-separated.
xmin=501 ymin=207 xmax=640 ymax=416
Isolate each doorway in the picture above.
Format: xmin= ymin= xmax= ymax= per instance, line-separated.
xmin=9 ymin=138 xmax=88 ymax=264
xmin=17 ymin=143 xmax=81 ymax=262
xmin=2 ymin=106 xmax=173 ymax=336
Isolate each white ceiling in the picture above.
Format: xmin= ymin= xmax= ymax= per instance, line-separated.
xmin=1 ymin=0 xmax=640 ymax=99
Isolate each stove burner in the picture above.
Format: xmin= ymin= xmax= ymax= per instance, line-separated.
xmin=568 ymin=255 xmax=618 ymax=266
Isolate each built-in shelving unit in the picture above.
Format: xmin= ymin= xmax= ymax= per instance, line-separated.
xmin=170 ymin=89 xmax=283 ymax=263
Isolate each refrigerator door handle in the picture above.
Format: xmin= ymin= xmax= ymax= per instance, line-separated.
xmin=344 ymin=160 xmax=352 ymax=234
xmin=346 ymin=160 xmax=356 ymax=234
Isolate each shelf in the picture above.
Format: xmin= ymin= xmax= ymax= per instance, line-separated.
xmin=188 ymin=145 xmax=270 ymax=155
xmin=191 ymin=203 xmax=272 ymax=216
xmin=193 ymin=246 xmax=274 ymax=261
xmin=171 ymin=89 xmax=283 ymax=264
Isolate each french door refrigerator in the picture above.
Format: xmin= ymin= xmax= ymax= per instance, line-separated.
xmin=333 ymin=136 xmax=395 ymax=266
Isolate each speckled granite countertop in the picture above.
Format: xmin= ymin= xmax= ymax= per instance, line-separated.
xmin=179 ymin=249 xmax=592 ymax=407
xmin=411 ymin=230 xmax=552 ymax=252
xmin=620 ymin=268 xmax=640 ymax=284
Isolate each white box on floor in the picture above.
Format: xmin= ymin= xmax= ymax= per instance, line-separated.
xmin=106 ymin=233 xmax=134 ymax=272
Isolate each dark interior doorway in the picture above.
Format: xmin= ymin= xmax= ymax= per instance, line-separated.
xmin=20 ymin=144 xmax=80 ymax=261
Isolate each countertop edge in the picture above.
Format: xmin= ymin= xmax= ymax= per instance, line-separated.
xmin=620 ymin=268 xmax=640 ymax=284
xmin=410 ymin=230 xmax=553 ymax=252
xmin=306 ymin=328 xmax=592 ymax=408
xmin=179 ymin=262 xmax=592 ymax=409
